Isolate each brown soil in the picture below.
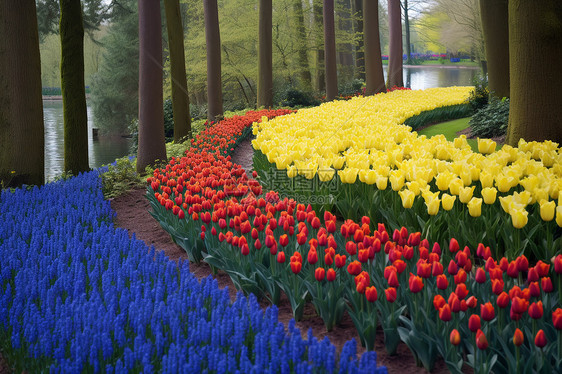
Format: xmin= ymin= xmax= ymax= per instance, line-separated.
xmin=456 ymin=127 xmax=506 ymax=145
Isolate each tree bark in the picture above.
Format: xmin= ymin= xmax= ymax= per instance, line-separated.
xmin=387 ymin=0 xmax=403 ymax=88
xmin=293 ymin=0 xmax=313 ymax=91
xmin=479 ymin=0 xmax=509 ymax=98
xmin=313 ymin=0 xmax=325 ymax=92
xmin=403 ymin=0 xmax=412 ymax=64
xmin=164 ymin=0 xmax=191 ymax=141
xmin=506 ymin=0 xmax=562 ymax=145
xmin=324 ymin=0 xmax=338 ymax=100
xmin=257 ymin=0 xmax=273 ymax=108
xmin=0 ymin=0 xmax=44 ymax=186
xmin=363 ymin=0 xmax=385 ymax=95
xmin=203 ymin=0 xmax=223 ymax=122
xmin=353 ymin=0 xmax=365 ymax=81
xmin=60 ymin=0 xmax=89 ymax=174
xmin=137 ymin=0 xmax=167 ymax=173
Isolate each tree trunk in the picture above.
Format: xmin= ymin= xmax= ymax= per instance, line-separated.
xmin=257 ymin=0 xmax=273 ymax=108
xmin=353 ymin=0 xmax=365 ymax=81
xmin=164 ymin=0 xmax=191 ymax=141
xmin=404 ymin=0 xmax=412 ymax=64
xmin=387 ymin=0 xmax=403 ymax=88
xmin=324 ymin=0 xmax=338 ymax=100
xmin=137 ymin=0 xmax=166 ymax=173
xmin=0 ymin=0 xmax=44 ymax=187
xmin=203 ymin=0 xmax=223 ymax=122
xmin=479 ymin=0 xmax=509 ymax=99
xmin=337 ymin=0 xmax=355 ymax=82
xmin=363 ymin=0 xmax=385 ymax=95
xmin=313 ymin=0 xmax=325 ymax=92
xmin=60 ymin=0 xmax=89 ymax=174
xmin=506 ymin=0 xmax=562 ymax=146
xmin=293 ymin=0 xmax=312 ymax=91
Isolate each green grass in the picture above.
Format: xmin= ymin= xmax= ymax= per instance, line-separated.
xmin=417 ymin=117 xmax=478 ymax=152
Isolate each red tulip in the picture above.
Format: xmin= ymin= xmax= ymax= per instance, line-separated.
xmin=269 ymin=242 xmax=278 ymax=256
xmin=449 ymin=238 xmax=459 ymax=253
xmin=449 ymin=293 xmax=461 ymax=313
xmin=346 ymin=241 xmax=357 ymax=256
xmin=354 ymin=229 xmax=364 ymax=243
xmin=468 ymin=314 xmax=481 ymax=332
xmin=499 ymin=257 xmax=508 ymax=271
xmin=510 ymin=296 xmax=529 ymax=314
xmin=432 ymin=261 xmax=444 ymax=276
xmin=279 ymin=234 xmax=289 ymax=247
xmin=409 ymin=273 xmax=424 ymax=293
xmin=387 ymin=270 xmax=399 ymax=288
xmin=277 ymin=251 xmax=286 ymax=263
xmin=535 ymin=329 xmax=547 ymax=348
xmin=307 ymin=248 xmax=318 ymax=264
xmin=447 ymin=260 xmax=458 ymax=275
xmin=254 ymin=239 xmax=262 ymax=250
xmin=290 ymin=261 xmax=302 ymax=274
xmin=527 ymin=267 xmax=539 ymax=282
xmin=541 ymin=277 xmax=553 ymax=293
xmin=436 ymin=274 xmax=449 ymax=290
xmin=358 ymin=249 xmax=369 ymax=263
xmin=326 ymin=268 xmax=336 ymax=282
xmin=454 ymin=269 xmax=467 ymax=284
xmin=513 ymin=328 xmax=524 ymax=347
xmin=475 ymin=267 xmax=486 ymax=283
xmin=491 ymin=279 xmax=504 ymax=295
xmin=439 ymin=304 xmax=452 ymax=322
xmin=555 ymin=254 xmax=562 ymax=274
xmin=393 ymin=259 xmax=406 ymax=274
xmin=347 ymin=261 xmax=362 ymax=276
xmin=529 ymin=281 xmax=540 ymax=297
xmin=241 ymin=244 xmax=250 ymax=256
xmin=466 ymin=296 xmax=477 ymax=309
xmin=326 ymin=220 xmax=336 ymax=233
xmin=536 ymin=260 xmax=550 ymax=277
xmin=553 ymin=308 xmax=562 ymax=330
xmin=455 ymin=283 xmax=469 ymax=299
xmin=507 ymin=261 xmax=519 ymax=278
xmin=476 ymin=329 xmax=488 ymax=350
xmin=450 ymin=329 xmax=461 ymax=346
xmin=497 ymin=292 xmax=510 ymax=308
xmin=516 ymin=255 xmax=528 ymax=272
xmin=528 ymin=301 xmax=543 ymax=319
xmin=335 ymin=254 xmax=347 ymax=268
xmin=324 ymin=253 xmax=334 ymax=266
xmin=385 ymin=287 xmax=397 ymax=303
xmin=480 ymin=302 xmax=495 ymax=321
xmin=365 ymin=286 xmax=378 ymax=302
xmin=433 ymin=294 xmax=446 ymax=311
xmin=315 ymin=267 xmax=325 ymax=281
xmin=456 ymin=251 xmax=467 ymax=268
xmin=417 ymin=260 xmax=432 ymax=278
xmin=311 ymin=216 xmax=321 ymax=229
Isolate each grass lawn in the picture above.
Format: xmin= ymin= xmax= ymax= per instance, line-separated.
xmin=416 ymin=117 xmax=478 ymax=152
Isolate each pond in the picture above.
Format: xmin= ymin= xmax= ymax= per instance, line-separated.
xmin=42 ymin=66 xmax=480 ymax=181
xmin=43 ymin=100 xmax=132 ymax=181
xmin=383 ymin=65 xmax=480 ymax=90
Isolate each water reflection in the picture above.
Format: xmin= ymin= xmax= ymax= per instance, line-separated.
xmin=43 ymin=100 xmax=132 ymax=181
xmin=384 ymin=66 xmax=479 ymax=90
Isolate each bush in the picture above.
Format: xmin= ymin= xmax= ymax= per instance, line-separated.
xmin=468 ymin=77 xmax=489 ymax=112
xmin=163 ymin=98 xmax=174 ymax=140
xmin=469 ymin=97 xmax=510 ymax=138
xmin=279 ymin=88 xmax=320 ymax=108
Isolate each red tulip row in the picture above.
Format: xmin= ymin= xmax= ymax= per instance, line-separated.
xmin=147 ymin=109 xmax=562 ymax=373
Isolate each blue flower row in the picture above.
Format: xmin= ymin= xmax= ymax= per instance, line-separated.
xmin=0 ymin=172 xmax=386 ymax=373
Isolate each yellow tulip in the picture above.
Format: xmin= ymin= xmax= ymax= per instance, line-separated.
xmin=556 ymin=206 xmax=562 ymax=227
xmin=338 ymin=167 xmax=358 ymax=184
xmin=407 ymin=181 xmax=422 ymax=195
xmin=318 ymin=168 xmax=335 ymax=182
xmin=442 ymin=193 xmax=456 ymax=211
xmin=389 ymin=172 xmax=405 ymax=191
xmin=478 ymin=138 xmax=497 ymax=154
xmin=359 ymin=169 xmax=377 ymax=185
xmin=332 ymin=156 xmax=345 ymax=170
xmin=495 ymin=174 xmax=516 ymax=193
xmin=376 ymin=175 xmax=388 ymax=191
xmin=479 ymin=171 xmax=494 ymax=189
xmin=510 ymin=208 xmax=528 ymax=229
xmin=459 ymin=186 xmax=476 ymax=204
xmin=447 ymin=178 xmax=463 ymax=196
xmin=425 ymin=196 xmax=440 ymax=216
xmin=453 ymin=135 xmax=468 ymax=149
xmin=467 ymin=197 xmax=482 ymax=217
xmin=399 ymin=189 xmax=415 ymax=209
xmin=539 ymin=199 xmax=555 ymax=221
xmin=481 ymin=187 xmax=497 ymax=205
xmin=435 ymin=171 xmax=454 ymax=191
xmin=287 ymin=165 xmax=297 ymax=178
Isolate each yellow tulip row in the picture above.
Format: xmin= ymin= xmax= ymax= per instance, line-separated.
xmin=252 ymin=87 xmax=562 ymax=228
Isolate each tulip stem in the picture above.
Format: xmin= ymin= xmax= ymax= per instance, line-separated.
xmin=558 ymin=331 xmax=561 ymax=366
xmin=515 ymin=345 xmax=520 ymax=374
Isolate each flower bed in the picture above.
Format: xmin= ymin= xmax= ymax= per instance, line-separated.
xmin=251 ymin=88 xmax=562 ymax=261
xmin=147 ymin=104 xmax=562 ymax=373
xmin=0 ymin=167 xmax=385 ymax=370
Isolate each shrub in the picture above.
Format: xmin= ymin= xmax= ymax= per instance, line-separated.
xmin=279 ymin=88 xmax=320 ymax=108
xmin=468 ymin=77 xmax=489 ymax=112
xmin=469 ymin=97 xmax=510 ymax=138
